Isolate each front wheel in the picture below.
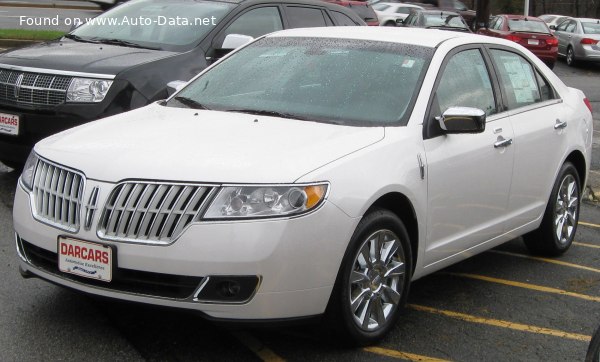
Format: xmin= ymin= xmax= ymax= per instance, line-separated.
xmin=327 ymin=209 xmax=412 ymax=345
xmin=524 ymin=162 xmax=580 ymax=256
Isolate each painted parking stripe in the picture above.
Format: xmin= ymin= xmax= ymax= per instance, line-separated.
xmin=230 ymin=331 xmax=285 ymax=362
xmin=409 ymin=304 xmax=591 ymax=342
xmin=364 ymin=346 xmax=450 ymax=361
xmin=579 ymin=221 xmax=600 ymax=229
xmin=573 ymin=241 xmax=600 ymax=249
xmin=490 ymin=250 xmax=600 ymax=274
xmin=447 ymin=272 xmax=600 ymax=303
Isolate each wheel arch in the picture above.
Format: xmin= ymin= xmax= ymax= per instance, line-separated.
xmin=564 ymin=149 xmax=587 ymax=190
xmin=364 ymin=192 xmax=419 ymax=273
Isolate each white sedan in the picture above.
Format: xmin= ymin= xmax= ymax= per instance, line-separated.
xmin=13 ymin=27 xmax=593 ymax=345
xmin=372 ymin=2 xmax=423 ymax=26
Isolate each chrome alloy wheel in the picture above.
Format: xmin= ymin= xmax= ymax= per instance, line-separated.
xmin=554 ymin=174 xmax=578 ymax=244
xmin=567 ymin=48 xmax=575 ymax=66
xmin=348 ymin=229 xmax=405 ymax=331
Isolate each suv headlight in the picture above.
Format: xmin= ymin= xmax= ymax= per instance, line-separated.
xmin=67 ymin=78 xmax=113 ymax=102
xmin=203 ymin=184 xmax=328 ymax=219
xmin=20 ymin=151 xmax=38 ymax=191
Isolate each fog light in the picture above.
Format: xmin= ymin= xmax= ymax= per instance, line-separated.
xmin=217 ymin=280 xmax=241 ymax=298
xmin=193 ymin=275 xmax=260 ymax=303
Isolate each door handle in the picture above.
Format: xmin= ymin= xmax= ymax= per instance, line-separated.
xmin=494 ymin=137 xmax=513 ymax=148
xmin=554 ymin=119 xmax=568 ymax=129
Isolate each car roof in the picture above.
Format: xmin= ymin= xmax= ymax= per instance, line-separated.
xmin=417 ymin=10 xmax=461 ymax=16
xmin=573 ymin=17 xmax=600 ymax=23
xmin=502 ymin=14 xmax=544 ymax=22
xmin=377 ymin=2 xmax=422 ymax=6
xmin=266 ymin=26 xmax=472 ymax=47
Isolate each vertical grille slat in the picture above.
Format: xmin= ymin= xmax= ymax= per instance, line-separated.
xmin=30 ymin=159 xmax=85 ymax=232
xmin=98 ymin=182 xmax=213 ymax=244
xmin=0 ymin=68 xmax=71 ymax=105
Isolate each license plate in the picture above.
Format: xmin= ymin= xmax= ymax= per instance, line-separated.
xmin=0 ymin=112 xmax=19 ymax=136
xmin=58 ymin=237 xmax=113 ymax=282
xmin=528 ymin=39 xmax=539 ymax=45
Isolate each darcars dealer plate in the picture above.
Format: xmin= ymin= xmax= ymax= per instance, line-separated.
xmin=0 ymin=112 xmax=19 ymax=136
xmin=58 ymin=237 xmax=113 ymax=282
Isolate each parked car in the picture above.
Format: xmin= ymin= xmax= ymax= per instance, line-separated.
xmin=323 ymin=0 xmax=380 ymax=25
xmin=538 ymin=14 xmax=569 ymax=30
xmin=372 ymin=2 xmax=423 ymax=26
xmin=91 ymin=0 xmax=127 ymax=11
xmin=0 ymin=0 xmax=365 ymax=169
xmin=409 ymin=0 xmax=475 ymax=27
xmin=554 ymin=17 xmax=600 ymax=66
xmin=477 ymin=15 xmax=558 ymax=68
xmin=14 ymin=26 xmax=592 ymax=345
xmin=401 ymin=9 xmax=471 ymax=32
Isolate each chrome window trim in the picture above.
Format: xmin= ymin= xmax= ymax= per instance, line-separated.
xmin=0 ymin=63 xmax=116 ymax=80
xmin=507 ymin=98 xmax=564 ymax=117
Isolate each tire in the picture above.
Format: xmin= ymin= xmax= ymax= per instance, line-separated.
xmin=586 ymin=324 xmax=600 ymax=362
xmin=326 ymin=208 xmax=412 ymax=345
xmin=566 ymin=46 xmax=576 ymax=67
xmin=384 ymin=21 xmax=396 ymax=27
xmin=523 ymin=162 xmax=580 ymax=256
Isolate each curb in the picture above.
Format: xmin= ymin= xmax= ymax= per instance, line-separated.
xmin=0 ymin=1 xmax=100 ymax=10
xmin=0 ymin=38 xmax=40 ymax=48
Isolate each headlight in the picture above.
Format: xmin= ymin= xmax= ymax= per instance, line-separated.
xmin=20 ymin=151 xmax=38 ymax=191
xmin=67 ymin=78 xmax=113 ymax=102
xmin=203 ymin=184 xmax=328 ymax=219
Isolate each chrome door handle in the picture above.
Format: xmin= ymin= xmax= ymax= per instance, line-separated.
xmin=494 ymin=138 xmax=513 ymax=148
xmin=554 ymin=119 xmax=568 ymax=129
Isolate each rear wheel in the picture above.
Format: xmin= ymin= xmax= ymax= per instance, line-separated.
xmin=384 ymin=21 xmax=396 ymax=26
xmin=327 ymin=209 xmax=412 ymax=345
xmin=566 ymin=46 xmax=576 ymax=66
xmin=524 ymin=162 xmax=580 ymax=256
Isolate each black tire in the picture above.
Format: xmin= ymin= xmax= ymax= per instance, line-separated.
xmin=384 ymin=21 xmax=396 ymax=27
xmin=523 ymin=162 xmax=580 ymax=256
xmin=326 ymin=208 xmax=412 ymax=346
xmin=566 ymin=46 xmax=576 ymax=67
xmin=586 ymin=324 xmax=600 ymax=362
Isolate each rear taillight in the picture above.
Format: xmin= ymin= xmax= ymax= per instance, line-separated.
xmin=581 ymin=38 xmax=599 ymax=45
xmin=506 ymin=34 xmax=521 ymax=43
xmin=546 ymin=37 xmax=558 ymax=46
xmin=584 ymin=97 xmax=593 ymax=113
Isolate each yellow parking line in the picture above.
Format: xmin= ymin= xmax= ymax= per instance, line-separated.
xmin=490 ymin=250 xmax=600 ymax=274
xmin=579 ymin=221 xmax=600 ymax=229
xmin=230 ymin=331 xmax=285 ymax=362
xmin=364 ymin=346 xmax=450 ymax=361
xmin=573 ymin=241 xmax=600 ymax=249
xmin=447 ymin=272 xmax=600 ymax=302
xmin=409 ymin=304 xmax=590 ymax=342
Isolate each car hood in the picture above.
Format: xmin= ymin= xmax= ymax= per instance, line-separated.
xmin=0 ymin=39 xmax=176 ymax=75
xmin=36 ymin=103 xmax=385 ymax=183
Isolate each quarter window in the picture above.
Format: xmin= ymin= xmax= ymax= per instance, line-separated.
xmin=435 ymin=49 xmax=496 ymax=115
xmin=286 ymin=7 xmax=328 ymax=28
xmin=223 ymin=7 xmax=283 ymax=38
xmin=330 ymin=10 xmax=357 ymax=26
xmin=491 ymin=49 xmax=542 ymax=110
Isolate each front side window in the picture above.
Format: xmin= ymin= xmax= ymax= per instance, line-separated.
xmin=557 ymin=20 xmax=571 ymax=32
xmin=435 ymin=49 xmax=496 ymax=115
xmin=223 ymin=7 xmax=283 ymax=38
xmin=566 ymin=21 xmax=577 ymax=33
xmin=491 ymin=49 xmax=542 ymax=110
xmin=168 ymin=37 xmax=433 ymax=126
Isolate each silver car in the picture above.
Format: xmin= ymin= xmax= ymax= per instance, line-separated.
xmin=555 ymin=17 xmax=600 ymax=66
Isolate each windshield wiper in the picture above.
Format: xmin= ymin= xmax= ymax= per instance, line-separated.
xmin=94 ymin=38 xmax=161 ymax=50
xmin=225 ymin=109 xmax=312 ymax=121
xmin=172 ymin=96 xmax=211 ymax=110
xmin=63 ymin=34 xmax=100 ymax=44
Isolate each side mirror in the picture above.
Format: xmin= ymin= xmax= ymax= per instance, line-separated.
xmin=549 ymin=25 xmax=557 ymax=30
xmin=167 ymin=80 xmax=187 ymax=96
xmin=437 ymin=107 xmax=486 ymax=134
xmin=221 ymin=34 xmax=254 ymax=50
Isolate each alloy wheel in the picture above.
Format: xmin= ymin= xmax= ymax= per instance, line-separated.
xmin=554 ymin=174 xmax=578 ymax=244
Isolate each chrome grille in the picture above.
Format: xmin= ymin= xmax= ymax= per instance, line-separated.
xmin=31 ymin=159 xmax=85 ymax=232
xmin=98 ymin=182 xmax=213 ymax=244
xmin=0 ymin=69 xmax=72 ymax=105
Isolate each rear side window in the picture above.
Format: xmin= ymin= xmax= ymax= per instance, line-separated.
xmin=223 ymin=7 xmax=283 ymax=38
xmin=535 ymin=70 xmax=556 ymax=101
xmin=330 ymin=10 xmax=358 ymax=26
xmin=350 ymin=4 xmax=378 ymax=22
xmin=491 ymin=49 xmax=542 ymax=110
xmin=286 ymin=7 xmax=328 ymax=28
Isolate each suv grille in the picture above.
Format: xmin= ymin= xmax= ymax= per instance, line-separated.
xmin=0 ymin=69 xmax=72 ymax=106
xmin=31 ymin=159 xmax=85 ymax=232
xmin=98 ymin=182 xmax=214 ymax=244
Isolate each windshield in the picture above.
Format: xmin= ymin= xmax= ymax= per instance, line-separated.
xmin=508 ymin=19 xmax=549 ymax=33
xmin=582 ymin=21 xmax=600 ymax=34
xmin=167 ymin=37 xmax=432 ymax=126
xmin=71 ymin=0 xmax=235 ymax=51
xmin=423 ymin=13 xmax=466 ymax=28
xmin=373 ymin=4 xmax=391 ymax=11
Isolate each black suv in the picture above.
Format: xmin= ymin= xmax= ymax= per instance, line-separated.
xmin=0 ymin=0 xmax=364 ymax=167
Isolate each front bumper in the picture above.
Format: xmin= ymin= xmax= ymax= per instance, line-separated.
xmin=13 ymin=181 xmax=358 ymax=320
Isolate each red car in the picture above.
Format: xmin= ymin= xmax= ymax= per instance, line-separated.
xmin=478 ymin=14 xmax=558 ymax=68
